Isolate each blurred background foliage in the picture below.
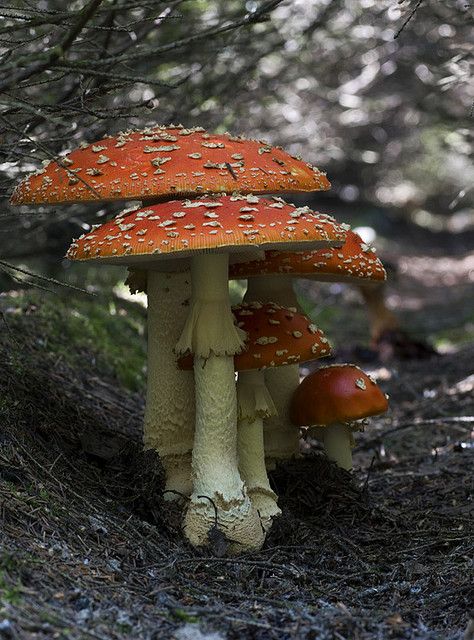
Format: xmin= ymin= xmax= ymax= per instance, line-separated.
xmin=0 ymin=0 xmax=472 ymax=286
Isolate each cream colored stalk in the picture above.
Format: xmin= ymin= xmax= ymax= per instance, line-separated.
xmin=244 ymin=275 xmax=301 ymax=467
xmin=144 ymin=271 xmax=195 ymax=499
xmin=176 ymin=253 xmax=265 ymax=553
xmin=237 ymin=370 xmax=281 ymax=531
xmin=320 ymin=423 xmax=355 ymax=471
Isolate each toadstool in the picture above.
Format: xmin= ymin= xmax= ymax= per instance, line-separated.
xmin=230 ymin=229 xmax=386 ymax=468
xmin=67 ymin=194 xmax=346 ymax=552
xmin=11 ymin=125 xmax=330 ymax=205
xmin=12 ymin=125 xmax=333 ymax=506
xmin=180 ymin=301 xmax=331 ymax=530
xmin=290 ymin=364 xmax=389 ymax=470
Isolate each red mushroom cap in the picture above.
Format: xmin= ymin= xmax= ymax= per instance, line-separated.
xmin=179 ymin=302 xmax=331 ymax=370
xmin=229 ymin=229 xmax=386 ymax=283
xmin=290 ymin=364 xmax=389 ymax=427
xmin=66 ymin=195 xmax=346 ymax=267
xmin=11 ymin=125 xmax=330 ymax=205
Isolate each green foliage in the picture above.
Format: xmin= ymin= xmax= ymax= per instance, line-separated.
xmin=1 ymin=289 xmax=147 ymax=392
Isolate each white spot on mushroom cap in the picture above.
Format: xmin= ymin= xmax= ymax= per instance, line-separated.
xmin=256 ymin=336 xmax=278 ymax=345
xmin=144 ymin=145 xmax=180 ymax=152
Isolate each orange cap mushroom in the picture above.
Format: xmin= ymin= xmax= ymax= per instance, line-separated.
xmin=290 ymin=364 xmax=389 ymax=470
xmin=229 ymin=229 xmax=386 ymax=283
xmin=66 ymin=195 xmax=346 ymax=268
xmin=290 ymin=364 xmax=388 ymax=427
xmin=230 ymin=230 xmax=386 ymax=471
xmin=65 ymin=195 xmax=344 ymax=552
xmin=11 ymin=126 xmax=330 ymax=205
xmin=179 ymin=301 xmax=331 ymax=371
xmin=180 ymin=302 xmax=330 ymax=531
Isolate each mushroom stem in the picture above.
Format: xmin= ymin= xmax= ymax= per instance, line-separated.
xmin=263 ymin=367 xmax=301 ymax=467
xmin=161 ymin=453 xmax=193 ymax=499
xmin=177 ymin=253 xmax=246 ymax=357
xmin=322 ymin=423 xmax=353 ymax=471
xmin=245 ymin=274 xmax=299 ymax=308
xmin=237 ymin=370 xmax=281 ymax=530
xmin=145 ymin=271 xmax=195 ymax=500
xmin=178 ymin=253 xmax=264 ymax=553
xmin=244 ymin=275 xmax=301 ymax=466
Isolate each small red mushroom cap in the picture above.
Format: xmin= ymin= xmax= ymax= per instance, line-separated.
xmin=179 ymin=302 xmax=331 ymax=370
xmin=65 ymin=195 xmax=346 ymax=267
xmin=290 ymin=364 xmax=389 ymax=426
xmin=229 ymin=229 xmax=386 ymax=283
xmin=11 ymin=125 xmax=330 ymax=205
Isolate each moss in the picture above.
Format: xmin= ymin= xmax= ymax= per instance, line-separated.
xmin=0 ymin=289 xmax=147 ymax=392
xmin=0 ymin=573 xmax=22 ymax=606
xmin=0 ymin=552 xmax=23 ymax=606
xmin=172 ymin=608 xmax=200 ymax=623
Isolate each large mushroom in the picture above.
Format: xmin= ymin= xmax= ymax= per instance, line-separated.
xmin=229 ymin=229 xmax=387 ymax=468
xmin=11 ymin=125 xmax=330 ymax=205
xmin=11 ymin=125 xmax=332 ymax=504
xmin=290 ymin=364 xmax=389 ymax=470
xmin=67 ymin=195 xmax=346 ymax=552
xmin=180 ymin=301 xmax=331 ymax=530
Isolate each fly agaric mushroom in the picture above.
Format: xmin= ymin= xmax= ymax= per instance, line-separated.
xmin=180 ymin=301 xmax=331 ymax=530
xmin=11 ymin=125 xmax=332 ymax=504
xmin=290 ymin=364 xmax=389 ymax=470
xmin=11 ymin=125 xmax=330 ymax=205
xmin=67 ymin=194 xmax=346 ymax=552
xmin=229 ymin=229 xmax=387 ymax=469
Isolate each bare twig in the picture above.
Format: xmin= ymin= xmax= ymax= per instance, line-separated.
xmin=0 ymin=260 xmax=94 ymax=295
xmin=0 ymin=0 xmax=104 ymax=93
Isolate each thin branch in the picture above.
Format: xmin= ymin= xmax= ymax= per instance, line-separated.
xmin=0 ymin=0 xmax=103 ymax=93
xmin=394 ymin=0 xmax=424 ymax=39
xmin=0 ymin=260 xmax=94 ymax=295
xmin=59 ymin=0 xmax=284 ymax=68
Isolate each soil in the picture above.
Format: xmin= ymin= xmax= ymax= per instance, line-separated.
xmin=0 ymin=222 xmax=472 ymax=639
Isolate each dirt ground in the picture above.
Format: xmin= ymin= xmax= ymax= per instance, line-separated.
xmin=0 ymin=221 xmax=472 ymax=639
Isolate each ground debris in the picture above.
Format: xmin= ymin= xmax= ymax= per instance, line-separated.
xmin=0 ymin=289 xmax=472 ymax=639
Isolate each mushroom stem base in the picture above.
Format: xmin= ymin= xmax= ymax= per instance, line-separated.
xmin=237 ymin=371 xmax=281 ymax=530
xmin=185 ymin=354 xmax=264 ymax=553
xmin=238 ymin=417 xmax=281 ymax=530
xmin=183 ymin=495 xmax=265 ymax=554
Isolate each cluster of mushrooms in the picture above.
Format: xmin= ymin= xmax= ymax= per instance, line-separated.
xmin=12 ymin=125 xmax=389 ymax=553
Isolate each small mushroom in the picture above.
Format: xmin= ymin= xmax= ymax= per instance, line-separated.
xmin=230 ymin=230 xmax=386 ymax=468
xmin=290 ymin=364 xmax=389 ymax=470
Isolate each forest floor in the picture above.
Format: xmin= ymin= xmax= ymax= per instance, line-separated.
xmin=0 ymin=219 xmax=472 ymax=639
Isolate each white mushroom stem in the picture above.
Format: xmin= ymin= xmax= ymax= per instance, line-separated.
xmin=245 ymin=274 xmax=299 ymax=308
xmin=176 ymin=253 xmax=264 ymax=553
xmin=244 ymin=275 xmax=301 ymax=467
xmin=321 ymin=423 xmax=354 ymax=471
xmin=144 ymin=271 xmax=195 ymax=499
xmin=176 ymin=253 xmax=246 ymax=357
xmin=237 ymin=370 xmax=281 ymax=530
